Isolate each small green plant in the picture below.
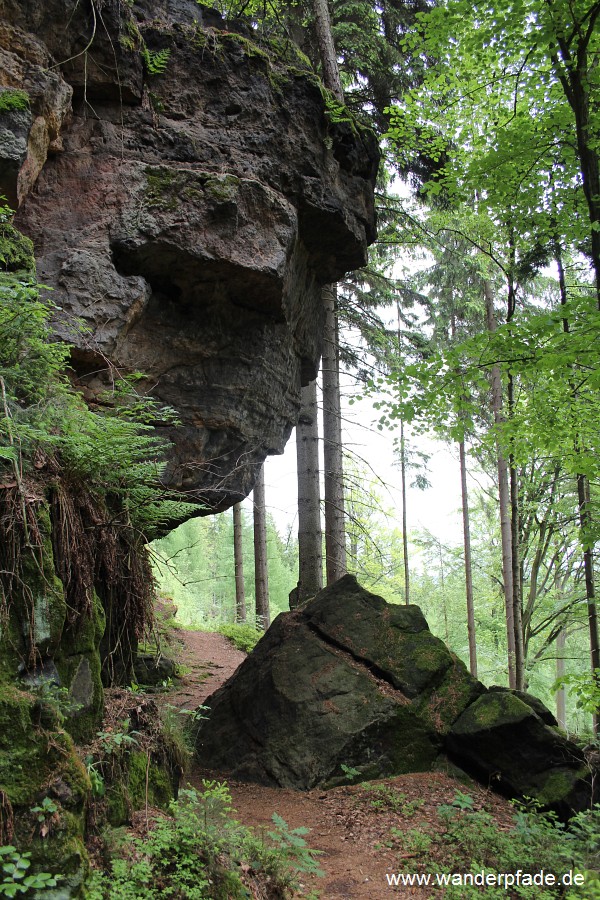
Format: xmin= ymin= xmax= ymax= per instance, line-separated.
xmin=438 ymin=789 xmax=475 ymax=814
xmin=400 ymin=827 xmax=433 ymax=855
xmin=85 ymin=757 xmax=106 ymax=799
xmin=0 ymin=846 xmax=61 ymax=897
xmin=141 ymin=47 xmax=171 ymax=75
xmin=267 ymin=813 xmax=325 ymax=878
xmin=32 ymin=682 xmax=82 ymax=724
xmin=340 ymin=764 xmax=360 ymax=781
xmin=30 ymin=796 xmax=59 ymax=839
xmin=368 ymin=784 xmax=425 ymax=815
xmin=30 ymin=797 xmax=58 ymax=825
xmin=97 ymin=720 xmax=140 ymax=755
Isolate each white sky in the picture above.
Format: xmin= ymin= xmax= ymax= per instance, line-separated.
xmin=261 ymin=378 xmax=467 ymax=548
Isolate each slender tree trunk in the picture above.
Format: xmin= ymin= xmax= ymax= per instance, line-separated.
xmin=555 ymin=242 xmax=600 ymax=733
xmin=400 ymin=418 xmax=410 ymax=605
xmin=484 ymin=280 xmax=517 ymax=688
xmin=311 ymin=1 xmax=346 ymax=585
xmin=311 ymin=0 xmax=344 ymax=102
xmin=556 ymin=627 xmax=567 ymax=730
xmin=253 ymin=465 xmax=270 ymax=630
xmin=459 ymin=439 xmax=478 ymax=678
xmin=292 ymin=379 xmax=323 ymax=607
xmin=577 ymin=472 xmax=600 ymax=733
xmin=322 ymin=285 xmax=347 ymax=583
xmin=508 ymin=383 xmax=525 ymax=690
xmin=552 ymin=28 xmax=600 ymax=304
xmin=233 ymin=502 xmax=246 ymax=623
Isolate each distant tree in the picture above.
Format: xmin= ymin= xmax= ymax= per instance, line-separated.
xmin=233 ymin=502 xmax=246 ymax=622
xmin=293 ymin=380 xmax=323 ymax=606
xmin=322 ymin=286 xmax=347 ymax=583
xmin=253 ymin=465 xmax=271 ymax=629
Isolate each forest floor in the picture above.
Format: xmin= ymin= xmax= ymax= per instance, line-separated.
xmin=154 ymin=626 xmax=519 ymax=899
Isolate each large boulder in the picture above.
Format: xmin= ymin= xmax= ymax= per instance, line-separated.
xmin=195 ymin=576 xmax=595 ymax=815
xmin=195 ymin=576 xmax=483 ymax=788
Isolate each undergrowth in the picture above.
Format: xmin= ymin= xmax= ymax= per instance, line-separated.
xmin=217 ymin=623 xmax=262 ymax=654
xmin=390 ymin=792 xmax=600 ymax=898
xmin=86 ymin=781 xmax=322 ymax=898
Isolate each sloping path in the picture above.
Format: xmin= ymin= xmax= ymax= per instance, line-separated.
xmin=168 ymin=628 xmax=517 ymax=899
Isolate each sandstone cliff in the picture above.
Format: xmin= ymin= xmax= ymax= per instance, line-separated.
xmin=0 ymin=0 xmax=378 ymax=511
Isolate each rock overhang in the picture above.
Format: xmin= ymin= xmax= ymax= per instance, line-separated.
xmin=1 ymin=0 xmax=379 ymax=514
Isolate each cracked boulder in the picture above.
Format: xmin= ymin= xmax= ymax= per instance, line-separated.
xmin=195 ymin=576 xmax=595 ymax=815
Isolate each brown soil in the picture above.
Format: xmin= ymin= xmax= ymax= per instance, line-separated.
xmin=161 ymin=628 xmax=519 ymax=899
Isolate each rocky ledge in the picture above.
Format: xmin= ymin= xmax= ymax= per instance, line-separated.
xmin=0 ymin=0 xmax=378 ymax=512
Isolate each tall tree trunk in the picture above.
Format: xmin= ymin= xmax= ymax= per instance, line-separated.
xmin=484 ymin=279 xmax=517 ymax=688
xmin=556 ymin=627 xmax=567 ymax=731
xmin=292 ymin=379 xmax=323 ymax=607
xmin=551 ymin=14 xmax=600 ymax=303
xmin=459 ymin=439 xmax=478 ymax=677
xmin=577 ymin=472 xmax=600 ymax=734
xmin=311 ymin=2 xmax=346 ymax=584
xmin=253 ymin=465 xmax=270 ymax=630
xmin=508 ymin=378 xmax=525 ymax=690
xmin=400 ymin=417 xmax=410 ymax=605
xmin=232 ymin=502 xmax=246 ymax=623
xmin=555 ymin=242 xmax=600 ymax=733
xmin=312 ymin=0 xmax=344 ymax=102
xmin=322 ymin=285 xmax=347 ymax=583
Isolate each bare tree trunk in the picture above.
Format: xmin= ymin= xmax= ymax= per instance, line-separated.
xmin=253 ymin=465 xmax=270 ymax=630
xmin=400 ymin=417 xmax=410 ymax=605
xmin=555 ymin=243 xmax=600 ymax=733
xmin=322 ymin=285 xmax=347 ymax=583
xmin=484 ymin=280 xmax=517 ymax=688
xmin=577 ymin=472 xmax=600 ymax=734
xmin=233 ymin=502 xmax=246 ymax=623
xmin=556 ymin=627 xmax=567 ymax=730
xmin=459 ymin=439 xmax=478 ymax=678
xmin=312 ymin=0 xmax=344 ymax=102
xmin=292 ymin=379 xmax=323 ymax=607
xmin=508 ymin=420 xmax=525 ymax=690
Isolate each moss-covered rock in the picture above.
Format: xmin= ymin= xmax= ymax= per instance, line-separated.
xmin=195 ymin=576 xmax=595 ymax=816
xmin=0 ymin=685 xmax=91 ymax=894
xmin=447 ymin=692 xmax=593 ymax=817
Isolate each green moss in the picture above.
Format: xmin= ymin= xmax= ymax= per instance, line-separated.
xmin=412 ymin=642 xmax=450 ymax=672
xmin=144 ymin=166 xmax=180 ymax=210
xmin=534 ymin=769 xmax=581 ymax=806
xmin=216 ymin=31 xmax=271 ymax=65
xmin=127 ymin=750 xmax=174 ymax=809
xmin=0 ymin=89 xmax=30 ymax=115
xmin=0 ymin=686 xmax=89 ymax=803
xmin=204 ymin=173 xmax=239 ymax=204
xmin=106 ymin=782 xmax=130 ymax=827
xmin=19 ymin=505 xmax=66 ymax=657
xmin=453 ymin=692 xmax=532 ymax=736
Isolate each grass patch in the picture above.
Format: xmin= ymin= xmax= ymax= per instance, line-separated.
xmin=217 ymin=623 xmax=262 ymax=654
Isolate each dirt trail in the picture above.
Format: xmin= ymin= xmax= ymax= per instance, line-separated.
xmin=166 ymin=628 xmax=517 ymax=899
